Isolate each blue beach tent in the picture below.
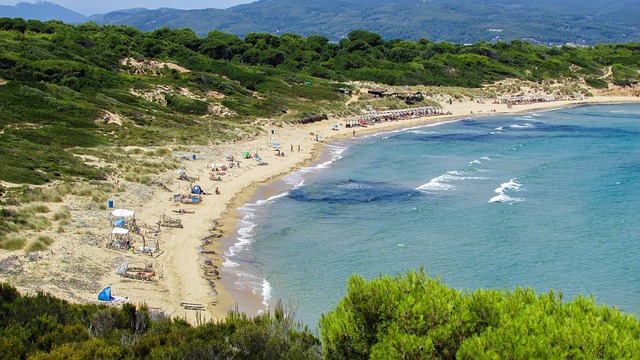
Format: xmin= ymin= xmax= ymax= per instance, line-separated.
xmin=98 ymin=286 xmax=114 ymax=302
xmin=191 ymin=185 xmax=203 ymax=194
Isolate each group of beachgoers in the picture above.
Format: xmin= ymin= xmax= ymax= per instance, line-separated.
xmin=494 ymin=93 xmax=584 ymax=108
xmin=346 ymin=106 xmax=447 ymax=127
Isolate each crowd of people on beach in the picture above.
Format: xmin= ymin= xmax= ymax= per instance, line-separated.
xmin=494 ymin=94 xmax=584 ymax=108
xmin=346 ymin=106 xmax=447 ymax=127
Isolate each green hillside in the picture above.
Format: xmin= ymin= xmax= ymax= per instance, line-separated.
xmin=0 ymin=19 xmax=639 ymax=186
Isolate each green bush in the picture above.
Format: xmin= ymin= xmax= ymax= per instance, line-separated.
xmin=320 ymin=269 xmax=640 ymax=359
xmin=0 ymin=284 xmax=321 ymax=359
xmin=585 ymin=77 xmax=609 ymax=89
xmin=26 ymin=235 xmax=54 ymax=252
xmin=0 ymin=234 xmax=26 ymax=250
xmin=165 ymin=94 xmax=209 ymax=115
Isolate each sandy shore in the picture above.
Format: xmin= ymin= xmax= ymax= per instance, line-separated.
xmin=1 ymin=94 xmax=638 ymax=323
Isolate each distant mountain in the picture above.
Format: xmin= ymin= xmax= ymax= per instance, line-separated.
xmin=86 ymin=0 xmax=640 ymax=44
xmin=0 ymin=1 xmax=87 ymax=23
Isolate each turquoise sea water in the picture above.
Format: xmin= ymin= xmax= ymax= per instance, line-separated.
xmin=221 ymin=103 xmax=640 ymax=328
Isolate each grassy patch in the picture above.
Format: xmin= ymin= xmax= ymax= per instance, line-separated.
xmin=52 ymin=209 xmax=71 ymax=221
xmin=25 ymin=204 xmax=50 ymax=214
xmin=26 ymin=235 xmax=54 ymax=252
xmin=0 ymin=207 xmax=50 ymax=237
xmin=0 ymin=234 xmax=26 ymax=250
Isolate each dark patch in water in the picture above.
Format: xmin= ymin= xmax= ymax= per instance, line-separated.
xmin=288 ymin=179 xmax=419 ymax=205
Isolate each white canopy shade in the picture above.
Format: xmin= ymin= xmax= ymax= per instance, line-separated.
xmin=111 ymin=227 xmax=129 ymax=235
xmin=111 ymin=209 xmax=135 ymax=217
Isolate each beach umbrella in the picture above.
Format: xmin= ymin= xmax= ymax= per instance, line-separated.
xmin=272 ymin=142 xmax=280 ymax=147
xmin=332 ymin=124 xmax=339 ymax=129
xmin=111 ymin=208 xmax=135 ymax=218
xmin=176 ymin=169 xmax=186 ymax=176
xmin=242 ymin=151 xmax=250 ymax=158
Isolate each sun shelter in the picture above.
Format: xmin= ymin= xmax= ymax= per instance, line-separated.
xmin=108 ymin=227 xmax=132 ymax=250
xmin=115 ymin=262 xmax=128 ymax=275
xmin=191 ymin=184 xmax=204 ymax=195
xmin=111 ymin=227 xmax=129 ymax=236
xmin=97 ymin=286 xmax=130 ymax=305
xmin=111 ymin=208 xmax=135 ymax=218
xmin=110 ymin=208 xmax=136 ymax=230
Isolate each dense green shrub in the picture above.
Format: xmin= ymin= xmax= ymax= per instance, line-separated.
xmin=586 ymin=77 xmax=609 ymax=89
xmin=319 ymin=269 xmax=640 ymax=359
xmin=0 ymin=284 xmax=322 ymax=359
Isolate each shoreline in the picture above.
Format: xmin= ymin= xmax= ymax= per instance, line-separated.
xmin=1 ymin=95 xmax=639 ymax=324
xmin=203 ymin=95 xmax=640 ymax=318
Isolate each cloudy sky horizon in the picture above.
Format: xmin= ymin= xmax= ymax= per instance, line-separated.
xmin=0 ymin=0 xmax=255 ymax=15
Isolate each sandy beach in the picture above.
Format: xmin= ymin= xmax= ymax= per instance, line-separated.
xmin=1 ymin=92 xmax=638 ymax=324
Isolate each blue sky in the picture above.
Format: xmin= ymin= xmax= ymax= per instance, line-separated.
xmin=0 ymin=0 xmax=255 ymax=15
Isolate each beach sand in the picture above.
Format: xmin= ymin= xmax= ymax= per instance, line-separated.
xmin=1 ymin=94 xmax=638 ymax=323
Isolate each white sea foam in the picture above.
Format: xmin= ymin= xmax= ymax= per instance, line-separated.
xmin=510 ymin=123 xmax=535 ymax=129
xmin=230 ymin=269 xmax=265 ymax=297
xmin=257 ymin=191 xmax=290 ymax=205
xmin=417 ymin=173 xmax=457 ymax=193
xmin=337 ymin=181 xmax=375 ymax=189
xmin=223 ymin=213 xmax=258 ymax=259
xmin=417 ymin=169 xmax=487 ymax=193
xmin=262 ymin=279 xmax=272 ymax=307
xmin=408 ymin=129 xmax=440 ymax=135
xmin=375 ymin=120 xmax=454 ymax=139
xmin=223 ymin=259 xmax=239 ymax=267
xmin=282 ymin=144 xmax=347 ymax=186
xmin=470 ymin=156 xmax=494 ymax=166
xmin=497 ymin=178 xmax=522 ymax=192
xmin=489 ymin=178 xmax=524 ymax=203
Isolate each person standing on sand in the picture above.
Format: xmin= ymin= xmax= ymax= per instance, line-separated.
xmin=353 ymin=130 xmax=356 ymax=137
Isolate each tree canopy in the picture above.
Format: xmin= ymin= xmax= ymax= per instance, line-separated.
xmin=319 ymin=269 xmax=640 ymax=359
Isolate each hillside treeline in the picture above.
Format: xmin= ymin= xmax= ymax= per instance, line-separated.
xmin=1 ymin=18 xmax=639 ymax=89
xmin=0 ymin=18 xmax=639 ymax=185
xmin=2 ymin=270 xmax=640 ymax=359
